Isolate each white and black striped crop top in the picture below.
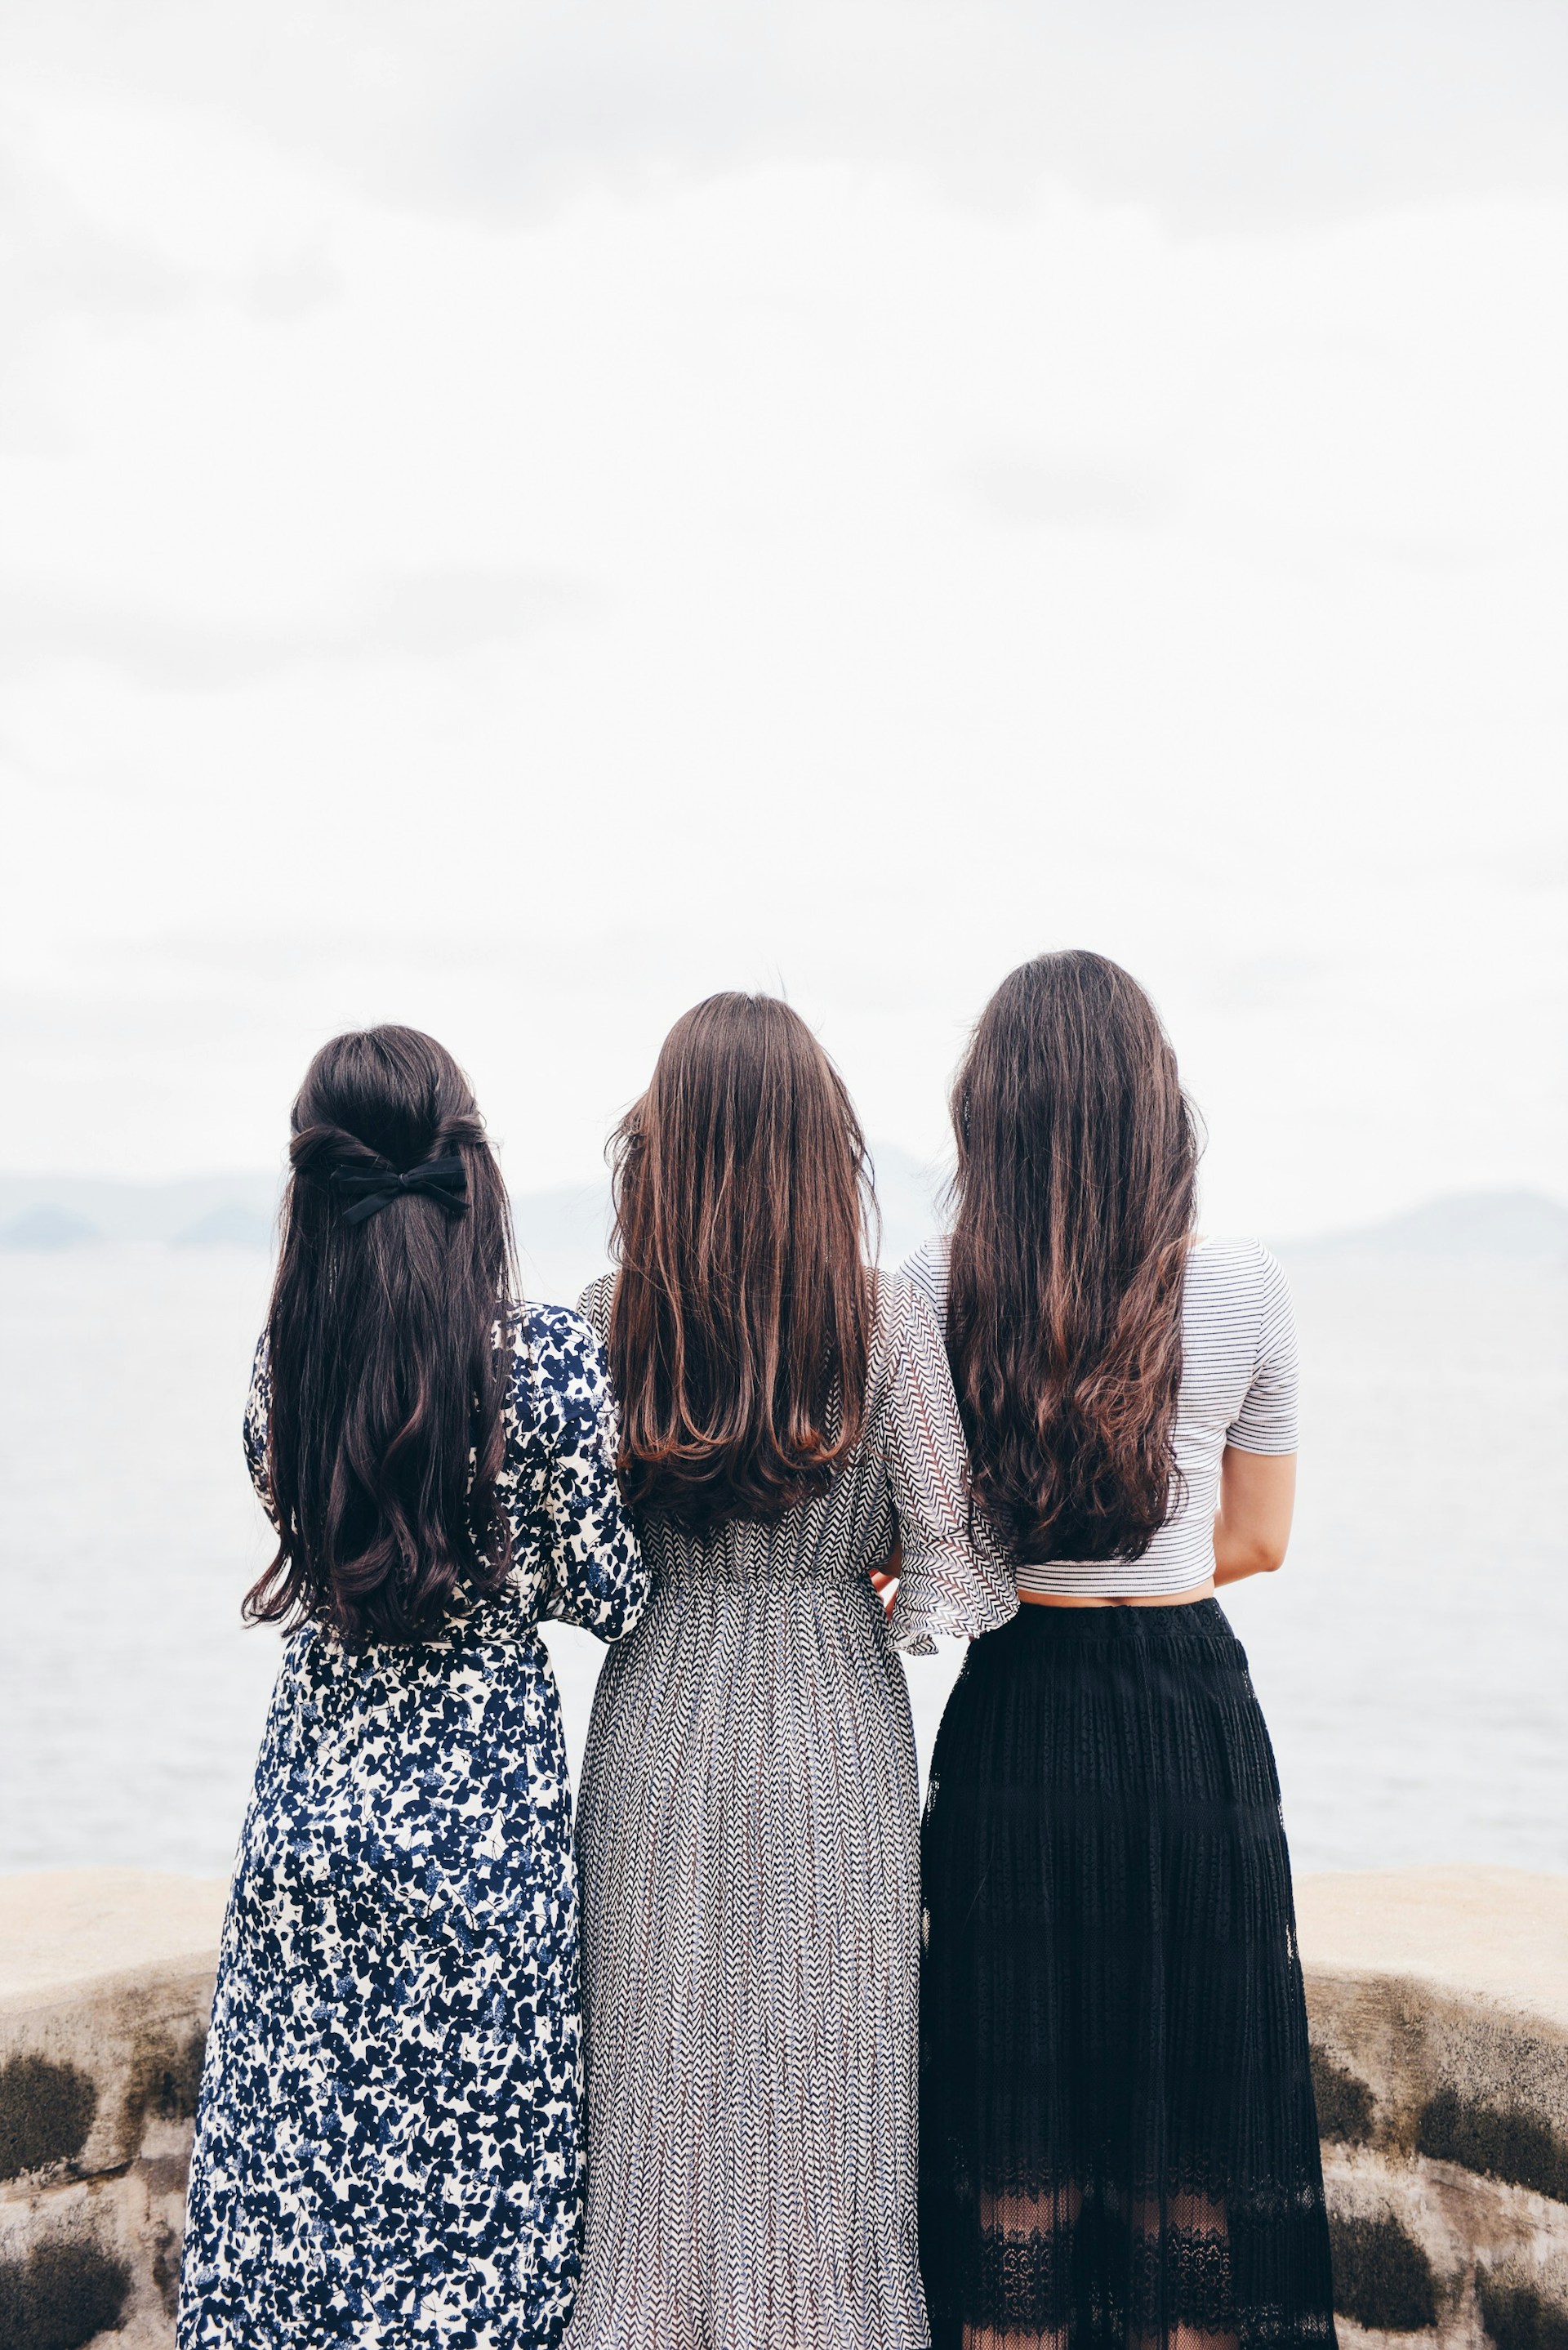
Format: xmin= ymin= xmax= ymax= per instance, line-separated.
xmin=900 ymin=1235 xmax=1298 ymax=1598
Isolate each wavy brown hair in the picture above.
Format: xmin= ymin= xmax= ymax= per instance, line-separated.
xmin=244 ymin=1026 xmax=519 ymax=1643
xmin=608 ymin=993 xmax=875 ymax=1535
xmin=946 ymin=951 xmax=1199 ymax=1565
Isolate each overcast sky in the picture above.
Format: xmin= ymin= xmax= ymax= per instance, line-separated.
xmin=2 ymin=0 xmax=1564 ymax=1235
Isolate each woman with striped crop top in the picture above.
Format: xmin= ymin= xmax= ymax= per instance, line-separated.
xmin=909 ymin=951 xmax=1336 ymax=2350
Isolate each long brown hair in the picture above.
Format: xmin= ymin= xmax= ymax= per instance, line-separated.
xmin=946 ymin=951 xmax=1198 ymax=1564
xmin=244 ymin=1025 xmax=519 ymax=1643
xmin=608 ymin=992 xmax=875 ymax=1534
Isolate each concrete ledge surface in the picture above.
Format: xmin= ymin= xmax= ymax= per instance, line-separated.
xmin=1296 ymin=1867 xmax=1568 ymax=2034
xmin=0 ymin=1872 xmax=228 ymax=2016
xmin=0 ymin=1862 xmax=1564 ymax=2350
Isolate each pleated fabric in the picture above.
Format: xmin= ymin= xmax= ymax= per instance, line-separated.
xmin=920 ymin=1601 xmax=1338 ymax=2350
xmin=566 ymin=1273 xmax=1018 ymax=2350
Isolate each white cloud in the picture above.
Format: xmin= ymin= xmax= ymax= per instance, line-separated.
xmin=0 ymin=570 xmax=588 ymax=684
xmin=0 ymin=20 xmax=1563 ymax=1233
xmin=4 ymin=0 xmax=1565 ymax=225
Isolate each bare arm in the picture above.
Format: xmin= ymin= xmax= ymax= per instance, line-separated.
xmin=1213 ymin=1447 xmax=1295 ymax=1584
xmin=869 ymin=1539 xmax=902 ymax=1619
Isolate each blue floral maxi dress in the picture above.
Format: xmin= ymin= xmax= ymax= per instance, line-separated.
xmin=178 ymin=1306 xmax=647 ymax=2350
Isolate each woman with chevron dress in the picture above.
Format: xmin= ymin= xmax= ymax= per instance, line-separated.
xmin=564 ymin=992 xmax=1016 ymax=2350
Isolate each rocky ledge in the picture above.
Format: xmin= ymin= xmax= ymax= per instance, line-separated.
xmin=2 ymin=1866 xmax=1565 ymax=2350
xmin=0 ymin=1871 xmax=226 ymax=2350
xmin=1298 ymin=1868 xmax=1568 ymax=2350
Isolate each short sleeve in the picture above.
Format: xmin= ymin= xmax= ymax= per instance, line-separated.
xmin=534 ymin=1311 xmax=648 ymax=1640
xmin=1225 ymin=1246 xmax=1299 ymax=1453
xmin=882 ymin=1280 xmax=1018 ymax=1655
xmin=243 ymin=1333 xmax=277 ymax=1524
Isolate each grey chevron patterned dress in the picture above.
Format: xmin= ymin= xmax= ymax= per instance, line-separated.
xmin=565 ymin=1273 xmax=1017 ymax=2350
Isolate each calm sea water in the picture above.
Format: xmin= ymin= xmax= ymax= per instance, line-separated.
xmin=1 ymin=1244 xmax=1563 ymax=1879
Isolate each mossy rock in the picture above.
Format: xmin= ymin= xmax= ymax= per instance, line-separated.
xmin=1312 ymin=2046 xmax=1376 ymax=2146
xmin=0 ymin=2056 xmax=98 ymax=2183
xmin=1329 ymin=2211 xmax=1440 ymax=2333
xmin=0 ymin=2238 xmax=131 ymax=2350
xmin=1419 ymin=2089 xmax=1568 ymax=2204
xmin=1478 ymin=2272 xmax=1568 ymax=2350
xmin=126 ymin=2024 xmax=207 ymax=2128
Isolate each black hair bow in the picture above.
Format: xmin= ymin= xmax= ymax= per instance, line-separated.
xmin=331 ymin=1155 xmax=468 ymax=1227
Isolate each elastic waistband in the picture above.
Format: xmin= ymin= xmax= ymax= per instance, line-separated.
xmin=291 ymin=1618 xmax=546 ymax=1670
xmin=992 ymin=1595 xmax=1233 ymax=1643
xmin=648 ymin=1566 xmax=871 ymax=1595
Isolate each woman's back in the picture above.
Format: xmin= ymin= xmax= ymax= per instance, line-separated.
xmin=243 ymin=1302 xmax=644 ymax=1643
xmin=566 ymin=992 xmax=1013 ymax=2350
xmin=904 ymin=1233 xmax=1298 ymax=1595
xmin=914 ymin=952 xmax=1334 ymax=2350
xmin=186 ymin=1302 xmax=644 ymax=2349
xmin=570 ymin=1265 xmax=1012 ymax=2350
xmin=581 ymin=1268 xmax=1015 ymax=1643
xmin=179 ymin=1028 xmax=647 ymax=2350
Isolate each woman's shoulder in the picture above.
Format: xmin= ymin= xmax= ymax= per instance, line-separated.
xmin=895 ymin=1235 xmax=951 ymax=1319
xmin=1183 ymin=1237 xmax=1292 ymax=1344
xmin=871 ymin=1261 xmax=951 ymax=1367
xmin=576 ymin=1269 xmax=616 ymax=1346
xmin=522 ymin=1295 xmax=604 ymax=1359
xmin=1184 ymin=1236 xmax=1288 ymax=1294
xmin=501 ymin=1299 xmax=612 ymax=1432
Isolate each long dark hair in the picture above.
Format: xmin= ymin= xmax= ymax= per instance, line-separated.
xmin=608 ymin=992 xmax=875 ymax=1535
xmin=946 ymin=951 xmax=1199 ymax=1564
xmin=244 ymin=1026 xmax=519 ymax=1643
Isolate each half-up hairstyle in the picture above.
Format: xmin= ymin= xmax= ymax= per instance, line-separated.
xmin=947 ymin=952 xmax=1199 ymax=1564
xmin=244 ymin=1025 xmax=519 ymax=1643
xmin=608 ymin=992 xmax=875 ymax=1536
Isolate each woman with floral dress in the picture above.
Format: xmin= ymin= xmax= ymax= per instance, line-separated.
xmin=177 ymin=1025 xmax=646 ymax=2350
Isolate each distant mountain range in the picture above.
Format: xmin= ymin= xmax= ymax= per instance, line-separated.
xmin=2 ymin=1165 xmax=1564 ymax=1274
xmin=0 ymin=1171 xmax=283 ymax=1249
xmin=1276 ymin=1189 xmax=1568 ymax=1260
xmin=0 ymin=1150 xmax=950 ymax=1264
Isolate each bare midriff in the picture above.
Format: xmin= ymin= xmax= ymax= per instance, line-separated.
xmin=1017 ymin=1577 xmax=1217 ymax=1609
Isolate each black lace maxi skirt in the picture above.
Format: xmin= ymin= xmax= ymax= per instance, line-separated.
xmin=919 ymin=1599 xmax=1337 ymax=2350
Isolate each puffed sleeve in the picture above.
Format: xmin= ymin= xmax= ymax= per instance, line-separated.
xmin=882 ymin=1279 xmax=1018 ymax=1655
xmin=1226 ymin=1246 xmax=1299 ymax=1453
xmin=242 ymin=1333 xmax=277 ymax=1526
xmin=538 ymin=1310 xmax=648 ymax=1641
